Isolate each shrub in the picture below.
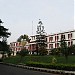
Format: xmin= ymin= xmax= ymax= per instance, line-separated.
xmin=26 ymin=61 xmax=75 ymax=71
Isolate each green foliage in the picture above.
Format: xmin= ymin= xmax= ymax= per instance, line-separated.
xmin=39 ymin=49 xmax=48 ymax=55
xmin=3 ymin=55 xmax=75 ymax=70
xmin=19 ymin=48 xmax=29 ymax=57
xmin=7 ymin=50 xmax=12 ymax=57
xmin=60 ymin=35 xmax=69 ymax=60
xmin=38 ymin=46 xmax=48 ymax=55
xmin=68 ymin=45 xmax=75 ymax=55
xmin=0 ymin=25 xmax=11 ymax=38
xmin=36 ymin=35 xmax=47 ymax=55
xmin=3 ymin=56 xmax=20 ymax=64
xmin=0 ymin=42 xmax=9 ymax=52
xmin=0 ymin=41 xmax=10 ymax=59
xmin=0 ymin=20 xmax=11 ymax=58
xmin=52 ymin=57 xmax=57 ymax=64
xmin=3 ymin=55 xmax=75 ymax=65
xmin=17 ymin=34 xmax=29 ymax=42
xmin=26 ymin=61 xmax=75 ymax=71
xmin=18 ymin=48 xmax=29 ymax=62
xmin=51 ymin=48 xmax=61 ymax=55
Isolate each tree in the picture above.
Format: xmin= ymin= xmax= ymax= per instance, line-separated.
xmin=19 ymin=48 xmax=29 ymax=62
xmin=51 ymin=48 xmax=61 ymax=55
xmin=0 ymin=19 xmax=11 ymax=58
xmin=60 ymin=35 xmax=68 ymax=60
xmin=36 ymin=35 xmax=47 ymax=55
xmin=17 ymin=34 xmax=30 ymax=47
xmin=36 ymin=20 xmax=47 ymax=55
xmin=38 ymin=47 xmax=48 ymax=55
xmin=0 ymin=25 xmax=10 ymax=37
xmin=68 ymin=45 xmax=75 ymax=55
xmin=17 ymin=34 xmax=29 ymax=42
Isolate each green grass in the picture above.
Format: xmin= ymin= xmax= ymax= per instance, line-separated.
xmin=3 ymin=55 xmax=75 ymax=70
xmin=3 ymin=55 xmax=75 ymax=65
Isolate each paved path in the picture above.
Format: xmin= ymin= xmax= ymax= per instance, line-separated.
xmin=0 ymin=64 xmax=59 ymax=75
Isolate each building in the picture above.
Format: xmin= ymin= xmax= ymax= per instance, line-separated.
xmin=10 ymin=42 xmax=22 ymax=52
xmin=10 ymin=41 xmax=30 ymax=56
xmin=29 ymin=30 xmax=75 ymax=55
xmin=47 ymin=30 xmax=75 ymax=54
xmin=10 ymin=30 xmax=75 ymax=55
xmin=29 ymin=35 xmax=36 ymax=54
xmin=10 ymin=42 xmax=23 ymax=56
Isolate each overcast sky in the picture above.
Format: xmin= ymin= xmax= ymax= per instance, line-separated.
xmin=0 ymin=0 xmax=74 ymax=44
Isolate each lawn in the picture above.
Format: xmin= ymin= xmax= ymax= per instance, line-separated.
xmin=3 ymin=55 xmax=75 ymax=65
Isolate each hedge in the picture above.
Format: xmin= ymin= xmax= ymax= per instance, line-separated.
xmin=26 ymin=61 xmax=75 ymax=71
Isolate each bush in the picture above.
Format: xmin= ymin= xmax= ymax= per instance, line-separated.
xmin=19 ymin=48 xmax=29 ymax=57
xmin=26 ymin=61 xmax=75 ymax=71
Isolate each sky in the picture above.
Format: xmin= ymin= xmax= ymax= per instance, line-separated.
xmin=0 ymin=0 xmax=74 ymax=44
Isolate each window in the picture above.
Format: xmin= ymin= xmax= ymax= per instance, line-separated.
xmin=49 ymin=44 xmax=53 ymax=49
xmin=46 ymin=38 xmax=47 ymax=42
xmin=57 ymin=36 xmax=59 ymax=41
xmin=68 ymin=34 xmax=70 ymax=39
xmin=55 ymin=43 xmax=59 ymax=48
xmin=32 ymin=37 xmax=33 ymax=40
xmin=61 ymin=34 xmax=65 ymax=39
xmin=14 ymin=43 xmax=15 ymax=46
xmin=34 ymin=36 xmax=35 ymax=40
xmin=15 ymin=48 xmax=17 ymax=51
xmin=18 ymin=48 xmax=20 ymax=50
xmin=55 ymin=43 xmax=57 ymax=48
xmin=71 ymin=33 xmax=72 ymax=38
xmin=57 ymin=43 xmax=59 ymax=48
xmin=51 ymin=44 xmax=53 ymax=48
xmin=49 ymin=37 xmax=53 ymax=42
xmin=55 ymin=36 xmax=57 ymax=41
xmin=63 ymin=35 xmax=65 ymax=39
xmin=55 ymin=35 xmax=59 ymax=41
